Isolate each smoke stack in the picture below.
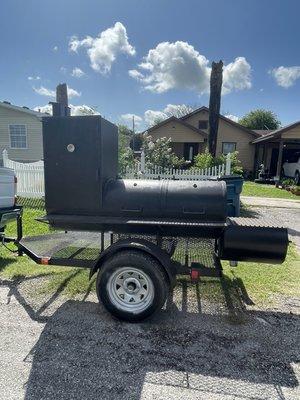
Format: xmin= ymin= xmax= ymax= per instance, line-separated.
xmin=50 ymin=83 xmax=71 ymax=117
xmin=56 ymin=83 xmax=68 ymax=107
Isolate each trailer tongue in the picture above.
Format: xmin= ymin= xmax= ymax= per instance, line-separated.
xmin=2 ymin=115 xmax=289 ymax=322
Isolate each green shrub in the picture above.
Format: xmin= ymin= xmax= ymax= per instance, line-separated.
xmin=193 ymin=149 xmax=214 ymax=170
xmin=193 ymin=149 xmax=243 ymax=176
xmin=282 ymin=178 xmax=295 ymax=186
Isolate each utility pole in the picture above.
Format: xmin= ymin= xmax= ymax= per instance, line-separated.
xmin=132 ymin=115 xmax=135 ymax=150
xmin=208 ymin=61 xmax=223 ymax=157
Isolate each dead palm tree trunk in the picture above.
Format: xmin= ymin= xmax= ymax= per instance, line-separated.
xmin=208 ymin=61 xmax=223 ymax=157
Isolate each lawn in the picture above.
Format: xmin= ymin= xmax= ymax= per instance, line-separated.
xmin=0 ymin=207 xmax=299 ymax=305
xmin=242 ymin=181 xmax=300 ymax=199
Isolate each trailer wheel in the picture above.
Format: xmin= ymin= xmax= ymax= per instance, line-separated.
xmin=96 ymin=250 xmax=169 ymax=322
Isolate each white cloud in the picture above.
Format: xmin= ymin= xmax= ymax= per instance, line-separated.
xmin=33 ymin=85 xmax=81 ymax=98
xmin=70 ymin=104 xmax=99 ymax=115
xmin=67 ymin=87 xmax=81 ymax=98
xmin=225 ymin=114 xmax=239 ymax=123
xmin=130 ymin=41 xmax=251 ymax=95
xmin=28 ymin=76 xmax=41 ymax=81
xmin=222 ymin=57 xmax=252 ymax=94
xmin=69 ymin=22 xmax=135 ymax=74
xmin=128 ymin=69 xmax=144 ymax=79
xmin=144 ymin=104 xmax=195 ymax=126
xmin=71 ymin=67 xmax=86 ymax=78
xmin=33 ymin=86 xmax=56 ymax=97
xmin=33 ymin=104 xmax=52 ymax=114
xmin=120 ymin=113 xmax=143 ymax=126
xmin=131 ymin=41 xmax=210 ymax=94
xmin=53 ymin=46 xmax=58 ymax=52
xmin=270 ymin=66 xmax=300 ymax=88
xmin=144 ymin=110 xmax=168 ymax=126
xmin=34 ymin=104 xmax=100 ymax=116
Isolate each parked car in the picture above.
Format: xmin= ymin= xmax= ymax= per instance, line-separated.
xmin=0 ymin=167 xmax=21 ymax=232
xmin=282 ymin=153 xmax=300 ymax=184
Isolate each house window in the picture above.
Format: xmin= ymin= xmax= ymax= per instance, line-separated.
xmin=9 ymin=125 xmax=27 ymax=149
xmin=198 ymin=120 xmax=208 ymax=129
xmin=222 ymin=142 xmax=236 ymax=155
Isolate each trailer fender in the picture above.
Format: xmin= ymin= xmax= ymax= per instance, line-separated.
xmin=89 ymin=238 xmax=176 ymax=286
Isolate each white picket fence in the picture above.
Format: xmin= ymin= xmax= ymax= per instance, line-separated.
xmin=2 ymin=149 xmax=231 ymax=198
xmin=2 ymin=149 xmax=44 ymax=198
xmin=123 ymin=151 xmax=231 ymax=180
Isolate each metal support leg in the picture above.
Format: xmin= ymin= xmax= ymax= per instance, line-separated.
xmin=17 ymin=213 xmax=23 ymax=256
xmin=101 ymin=231 xmax=104 ymax=252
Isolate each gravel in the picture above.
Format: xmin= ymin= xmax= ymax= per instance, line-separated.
xmin=0 ymin=274 xmax=299 ymax=400
xmin=242 ymin=206 xmax=300 ymax=251
xmin=0 ymin=206 xmax=299 ymax=399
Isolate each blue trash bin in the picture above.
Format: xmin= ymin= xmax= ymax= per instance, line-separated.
xmin=217 ymin=175 xmax=244 ymax=217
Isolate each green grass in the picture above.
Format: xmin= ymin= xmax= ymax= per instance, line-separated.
xmin=0 ymin=208 xmax=92 ymax=297
xmin=242 ymin=181 xmax=300 ymax=199
xmin=222 ymin=245 xmax=300 ymax=304
xmin=1 ymin=207 xmax=299 ymax=305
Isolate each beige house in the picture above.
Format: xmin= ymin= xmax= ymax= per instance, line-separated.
xmin=0 ymin=101 xmax=48 ymax=164
xmin=146 ymin=106 xmax=260 ymax=173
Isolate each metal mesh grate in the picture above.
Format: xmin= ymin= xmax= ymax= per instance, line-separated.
xmin=113 ymin=234 xmax=216 ymax=268
xmin=228 ymin=217 xmax=285 ymax=228
xmin=20 ymin=231 xmax=217 ymax=269
xmin=20 ymin=231 xmax=111 ymax=260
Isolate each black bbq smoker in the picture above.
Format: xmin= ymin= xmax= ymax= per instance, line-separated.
xmin=4 ymin=115 xmax=288 ymax=321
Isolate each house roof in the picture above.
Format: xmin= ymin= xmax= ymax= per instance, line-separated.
xmin=180 ymin=106 xmax=260 ymax=138
xmin=253 ymin=129 xmax=274 ymax=136
xmin=252 ymin=121 xmax=300 ymax=144
xmin=145 ymin=115 xmax=208 ymax=137
xmin=0 ymin=101 xmax=49 ymax=118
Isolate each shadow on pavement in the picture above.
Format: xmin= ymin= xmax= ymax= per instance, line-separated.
xmin=15 ymin=275 xmax=299 ymax=400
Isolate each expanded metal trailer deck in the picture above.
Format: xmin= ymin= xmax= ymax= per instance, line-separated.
xmin=19 ymin=231 xmax=222 ymax=276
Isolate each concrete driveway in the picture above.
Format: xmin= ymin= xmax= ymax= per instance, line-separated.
xmin=240 ymin=202 xmax=300 ymax=251
xmin=0 ymin=271 xmax=299 ymax=400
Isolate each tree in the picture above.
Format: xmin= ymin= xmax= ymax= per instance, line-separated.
xmin=239 ymin=109 xmax=281 ymax=130
xmin=208 ymin=60 xmax=223 ymax=157
xmin=118 ymin=124 xmax=134 ymax=171
xmin=164 ymin=104 xmax=197 ymax=118
xmin=142 ymin=135 xmax=185 ymax=169
xmin=146 ymin=104 xmax=198 ymax=128
xmin=130 ymin=133 xmax=144 ymax=151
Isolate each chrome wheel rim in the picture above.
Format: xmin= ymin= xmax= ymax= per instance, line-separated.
xmin=107 ymin=267 xmax=154 ymax=314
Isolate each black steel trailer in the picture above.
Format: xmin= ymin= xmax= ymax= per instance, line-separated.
xmin=1 ymin=213 xmax=288 ymax=322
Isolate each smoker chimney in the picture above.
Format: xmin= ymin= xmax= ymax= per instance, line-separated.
xmin=49 ymin=83 xmax=71 ymax=117
xmin=56 ymin=83 xmax=68 ymax=106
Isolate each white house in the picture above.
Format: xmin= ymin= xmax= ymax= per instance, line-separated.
xmin=0 ymin=101 xmax=48 ymax=165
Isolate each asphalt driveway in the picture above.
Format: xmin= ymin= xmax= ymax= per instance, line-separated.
xmin=0 ymin=272 xmax=299 ymax=400
xmin=0 ymin=204 xmax=299 ymax=400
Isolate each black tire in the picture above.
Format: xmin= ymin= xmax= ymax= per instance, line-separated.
xmin=96 ymin=250 xmax=169 ymax=322
xmin=295 ymin=171 xmax=300 ymax=185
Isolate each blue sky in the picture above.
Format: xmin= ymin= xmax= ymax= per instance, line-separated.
xmin=1 ymin=0 xmax=300 ymax=128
